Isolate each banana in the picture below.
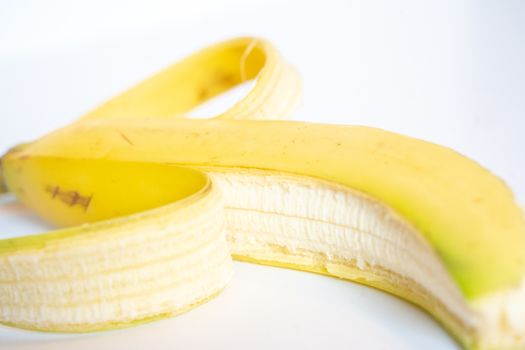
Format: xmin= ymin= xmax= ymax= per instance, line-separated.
xmin=1 ymin=38 xmax=524 ymax=350
xmin=80 ymin=37 xmax=300 ymax=121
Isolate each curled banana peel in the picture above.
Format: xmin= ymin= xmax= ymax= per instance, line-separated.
xmin=1 ymin=38 xmax=524 ymax=350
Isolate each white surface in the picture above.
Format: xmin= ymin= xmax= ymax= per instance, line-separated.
xmin=0 ymin=0 xmax=524 ymax=349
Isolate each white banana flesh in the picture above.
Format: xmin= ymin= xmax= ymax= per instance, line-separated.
xmin=215 ymin=169 xmax=525 ymax=349
xmin=211 ymin=170 xmax=479 ymax=341
xmin=0 ymin=183 xmax=232 ymax=332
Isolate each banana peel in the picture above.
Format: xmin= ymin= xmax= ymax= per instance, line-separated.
xmin=1 ymin=37 xmax=524 ymax=350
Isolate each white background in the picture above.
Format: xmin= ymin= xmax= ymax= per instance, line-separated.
xmin=0 ymin=0 xmax=524 ymax=349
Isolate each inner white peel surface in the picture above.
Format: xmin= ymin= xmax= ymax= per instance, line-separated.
xmin=0 ymin=184 xmax=233 ymax=330
xmin=208 ymin=169 xmax=478 ymax=330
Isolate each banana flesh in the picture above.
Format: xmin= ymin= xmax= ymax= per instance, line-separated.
xmin=1 ymin=38 xmax=525 ymax=350
xmin=213 ymin=169 xmax=478 ymax=343
xmin=0 ymin=171 xmax=231 ymax=332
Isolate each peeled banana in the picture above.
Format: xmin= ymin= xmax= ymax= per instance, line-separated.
xmin=1 ymin=37 xmax=524 ymax=350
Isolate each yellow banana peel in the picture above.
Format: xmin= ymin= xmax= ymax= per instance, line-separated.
xmin=1 ymin=37 xmax=524 ymax=350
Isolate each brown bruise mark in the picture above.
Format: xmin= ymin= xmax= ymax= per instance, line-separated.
xmin=197 ymin=72 xmax=238 ymax=103
xmin=70 ymin=191 xmax=79 ymax=206
xmin=84 ymin=195 xmax=93 ymax=212
xmin=46 ymin=185 xmax=93 ymax=212
xmin=214 ymin=72 xmax=237 ymax=87
xmin=50 ymin=185 xmax=60 ymax=198
xmin=117 ymin=131 xmax=134 ymax=146
xmin=198 ymin=88 xmax=210 ymax=102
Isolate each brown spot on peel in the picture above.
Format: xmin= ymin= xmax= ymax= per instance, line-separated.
xmin=70 ymin=191 xmax=79 ymax=206
xmin=198 ymin=88 xmax=210 ymax=101
xmin=84 ymin=195 xmax=93 ymax=212
xmin=51 ymin=185 xmax=60 ymax=198
xmin=214 ymin=72 xmax=237 ymax=86
xmin=117 ymin=131 xmax=134 ymax=146
xmin=46 ymin=185 xmax=92 ymax=211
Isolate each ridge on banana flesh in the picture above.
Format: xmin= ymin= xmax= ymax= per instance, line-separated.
xmin=1 ymin=38 xmax=524 ymax=350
